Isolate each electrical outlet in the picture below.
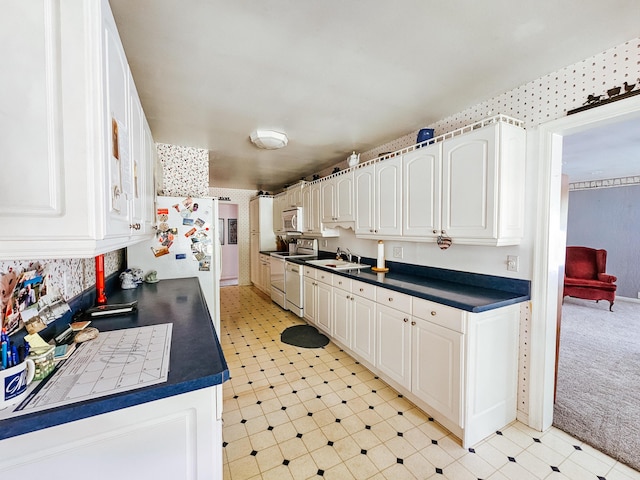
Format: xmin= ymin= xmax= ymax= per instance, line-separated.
xmin=322 ymin=239 xmax=328 ymax=248
xmin=393 ymin=246 xmax=403 ymax=259
xmin=507 ymin=255 xmax=519 ymax=272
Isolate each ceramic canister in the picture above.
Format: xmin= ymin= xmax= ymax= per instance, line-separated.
xmin=416 ymin=128 xmax=435 ymax=145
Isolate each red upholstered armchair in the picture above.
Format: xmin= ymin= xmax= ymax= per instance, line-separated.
xmin=563 ymin=246 xmax=617 ymax=311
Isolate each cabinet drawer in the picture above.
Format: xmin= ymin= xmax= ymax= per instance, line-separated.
xmin=303 ymin=265 xmax=317 ymax=279
xmin=376 ymin=288 xmax=412 ymax=314
xmin=316 ymin=270 xmax=333 ymax=285
xmin=333 ymin=276 xmax=351 ymax=291
xmin=412 ymin=297 xmax=465 ymax=333
xmin=352 ymin=280 xmax=376 ymax=301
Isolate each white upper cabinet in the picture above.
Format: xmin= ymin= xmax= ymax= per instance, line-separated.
xmin=272 ymin=192 xmax=287 ymax=234
xmin=402 ymin=143 xmax=442 ymax=238
xmin=301 ymin=182 xmax=339 ymax=237
xmin=441 ymin=121 xmax=525 ymax=245
xmin=0 ymin=0 xmax=156 ymax=260
xmin=285 ymin=182 xmax=304 ymax=208
xmin=355 ymin=156 xmax=402 ymax=237
xmin=321 ymin=171 xmax=354 ymax=226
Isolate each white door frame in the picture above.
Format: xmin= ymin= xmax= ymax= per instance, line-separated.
xmin=528 ymin=94 xmax=640 ymax=431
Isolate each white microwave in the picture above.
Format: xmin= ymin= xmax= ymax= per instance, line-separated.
xmin=282 ymin=207 xmax=304 ymax=234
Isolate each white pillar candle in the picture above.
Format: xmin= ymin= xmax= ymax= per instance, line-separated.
xmin=377 ymin=240 xmax=385 ymax=269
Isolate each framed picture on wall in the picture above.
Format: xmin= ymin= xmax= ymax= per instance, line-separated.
xmin=218 ymin=218 xmax=224 ymax=245
xmin=228 ymin=218 xmax=237 ymax=244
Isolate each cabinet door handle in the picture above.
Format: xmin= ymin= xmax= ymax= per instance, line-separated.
xmin=431 ymin=311 xmax=437 ymax=316
xmin=359 ymin=288 xmax=364 ymax=292
xmin=432 ymin=230 xmax=438 ymax=234
xmin=403 ymin=318 xmax=409 ymax=323
xmin=130 ymin=223 xmax=141 ymax=230
xmin=388 ymin=297 xmax=393 ymax=302
xmin=411 ymin=321 xmax=416 ymax=326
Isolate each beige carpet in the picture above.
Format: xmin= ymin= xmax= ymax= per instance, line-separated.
xmin=554 ymin=297 xmax=640 ymax=471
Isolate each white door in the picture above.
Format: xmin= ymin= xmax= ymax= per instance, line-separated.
xmin=332 ymin=287 xmax=351 ymax=347
xmin=354 ymin=165 xmax=374 ymax=235
xmin=321 ymin=179 xmax=336 ymax=223
xmin=352 ymin=295 xmax=376 ymax=366
xmin=103 ymin=12 xmax=133 ymax=237
xmin=441 ymin=125 xmax=497 ymax=239
xmin=335 ymin=172 xmax=354 ymax=222
xmin=303 ymin=276 xmax=317 ymax=325
xmin=411 ymin=318 xmax=462 ymax=426
xmin=316 ymin=281 xmax=332 ymax=334
xmin=403 ymin=144 xmax=442 ymax=238
xmin=375 ymin=156 xmax=403 ymax=236
xmin=375 ymin=304 xmax=411 ymax=389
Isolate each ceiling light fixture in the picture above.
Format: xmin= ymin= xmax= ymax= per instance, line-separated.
xmin=250 ymin=129 xmax=288 ymax=150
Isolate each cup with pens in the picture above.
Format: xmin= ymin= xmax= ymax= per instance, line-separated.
xmin=0 ymin=329 xmax=36 ymax=409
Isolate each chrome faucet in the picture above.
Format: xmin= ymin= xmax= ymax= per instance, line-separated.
xmin=336 ymin=247 xmax=351 ymax=261
xmin=336 ymin=247 xmax=356 ymax=262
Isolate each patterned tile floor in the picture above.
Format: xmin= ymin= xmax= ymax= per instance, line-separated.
xmin=220 ymin=286 xmax=640 ymax=480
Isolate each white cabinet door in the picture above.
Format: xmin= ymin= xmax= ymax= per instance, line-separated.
xmin=354 ymin=165 xmax=375 ymax=235
xmin=301 ymin=186 xmax=312 ymax=234
xmin=272 ymin=193 xmax=286 ymax=234
xmin=441 ymin=126 xmax=496 ymax=240
xmin=375 ymin=156 xmax=402 ymax=236
xmin=352 ymin=294 xmax=376 ymax=366
xmin=335 ymin=172 xmax=354 ymax=222
xmin=321 ymin=179 xmax=336 ymax=223
xmin=103 ymin=6 xmax=133 ymax=238
xmin=303 ymin=276 xmax=317 ymax=325
xmin=332 ymin=287 xmax=351 ymax=347
xmin=411 ymin=317 xmax=463 ymax=427
xmin=375 ymin=304 xmax=411 ymax=390
xmin=250 ymin=198 xmax=259 ymax=232
xmin=316 ymin=280 xmax=333 ymax=335
xmin=403 ymin=144 xmax=442 ymax=238
xmin=250 ymin=232 xmax=260 ymax=285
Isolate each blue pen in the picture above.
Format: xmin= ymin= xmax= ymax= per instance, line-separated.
xmin=11 ymin=343 xmax=18 ymax=367
xmin=1 ymin=341 xmax=6 ymax=369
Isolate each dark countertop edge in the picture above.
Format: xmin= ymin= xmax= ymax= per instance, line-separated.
xmin=1 ymin=277 xmax=230 ymax=441
xmin=289 ymin=255 xmax=531 ymax=312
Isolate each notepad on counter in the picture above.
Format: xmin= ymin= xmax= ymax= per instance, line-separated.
xmin=53 ymin=343 xmax=76 ymax=361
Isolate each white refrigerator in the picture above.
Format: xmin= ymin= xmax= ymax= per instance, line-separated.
xmin=126 ymin=196 xmax=221 ymax=334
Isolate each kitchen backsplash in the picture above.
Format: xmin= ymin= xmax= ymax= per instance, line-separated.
xmin=0 ymin=250 xmax=123 ymax=302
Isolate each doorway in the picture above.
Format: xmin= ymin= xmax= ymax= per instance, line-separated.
xmin=529 ymin=94 xmax=640 ymax=432
xmin=219 ymin=203 xmax=239 ymax=286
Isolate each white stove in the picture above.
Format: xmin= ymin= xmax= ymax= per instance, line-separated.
xmin=270 ymin=238 xmax=317 ymax=315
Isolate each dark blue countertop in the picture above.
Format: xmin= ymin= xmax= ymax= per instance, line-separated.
xmin=0 ymin=277 xmax=229 ymax=440
xmin=290 ymin=254 xmax=530 ymax=313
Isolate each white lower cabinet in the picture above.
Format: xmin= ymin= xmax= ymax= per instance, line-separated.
xmin=332 ymin=277 xmax=352 ymax=347
xmin=1 ymin=386 xmax=223 ymax=480
xmin=316 ymin=280 xmax=332 ymax=334
xmin=411 ymin=317 xmax=462 ymax=427
xmin=304 ymin=266 xmax=332 ymax=334
xmin=375 ymin=303 xmax=412 ymax=390
xmin=302 ymin=265 xmax=520 ymax=447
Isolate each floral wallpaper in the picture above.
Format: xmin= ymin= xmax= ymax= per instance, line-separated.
xmin=156 ymin=143 xmax=209 ymax=197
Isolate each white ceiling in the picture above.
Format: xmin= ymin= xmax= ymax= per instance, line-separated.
xmin=108 ymin=0 xmax=640 ymax=192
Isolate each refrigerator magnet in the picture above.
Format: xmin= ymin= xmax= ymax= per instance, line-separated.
xmin=182 ymin=218 xmax=194 ymax=226
xmin=175 ymin=253 xmax=187 ymax=260
xmin=184 ymin=227 xmax=197 ymax=238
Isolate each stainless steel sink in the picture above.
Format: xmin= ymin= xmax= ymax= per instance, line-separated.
xmin=306 ymin=259 xmax=371 ymax=270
